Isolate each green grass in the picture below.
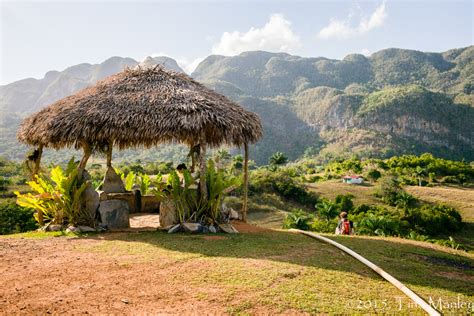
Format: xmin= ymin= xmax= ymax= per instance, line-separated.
xmin=60 ymin=230 xmax=474 ymax=314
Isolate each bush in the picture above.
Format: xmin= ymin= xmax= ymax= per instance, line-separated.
xmin=0 ymin=201 xmax=37 ymax=234
xmin=335 ymin=194 xmax=354 ymax=212
xmin=366 ymin=169 xmax=382 ymax=182
xmin=250 ymin=169 xmax=318 ymax=206
xmin=0 ymin=176 xmax=10 ymax=191
xmin=376 ymin=176 xmax=403 ymax=206
xmin=356 ymin=213 xmax=404 ymax=237
xmin=403 ymin=205 xmax=463 ymax=236
xmin=282 ymin=210 xmax=313 ymax=230
xmin=311 ymin=218 xmax=338 ymax=233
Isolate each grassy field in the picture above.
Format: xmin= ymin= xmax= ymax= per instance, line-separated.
xmin=1 ymin=230 xmax=473 ymax=314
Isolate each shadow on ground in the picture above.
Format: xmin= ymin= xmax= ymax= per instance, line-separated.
xmin=79 ymin=228 xmax=474 ymax=297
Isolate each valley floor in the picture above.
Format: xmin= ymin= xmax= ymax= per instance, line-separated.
xmin=1 ymin=228 xmax=473 ymax=314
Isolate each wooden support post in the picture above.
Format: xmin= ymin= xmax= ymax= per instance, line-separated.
xmin=78 ymin=143 xmax=92 ymax=179
xmin=242 ymin=143 xmax=249 ymax=222
xmin=32 ymin=144 xmax=44 ymax=225
xmin=106 ymin=141 xmax=113 ymax=168
xmin=32 ymin=144 xmax=43 ymax=180
xmin=199 ymin=139 xmax=207 ymax=203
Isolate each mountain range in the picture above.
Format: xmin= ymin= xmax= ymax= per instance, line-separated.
xmin=1 ymin=46 xmax=473 ymax=164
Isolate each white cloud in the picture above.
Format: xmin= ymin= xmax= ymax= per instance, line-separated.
xmin=318 ymin=2 xmax=387 ymax=40
xmin=211 ymin=14 xmax=301 ymax=56
xmin=360 ymin=48 xmax=371 ymax=56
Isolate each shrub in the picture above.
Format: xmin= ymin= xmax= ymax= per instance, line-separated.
xmin=0 ymin=176 xmax=10 ymax=191
xmin=282 ymin=209 xmax=313 ymax=230
xmin=376 ymin=176 xmax=403 ymax=206
xmin=269 ymin=152 xmax=288 ymax=165
xmin=366 ymin=169 xmax=382 ymax=182
xmin=250 ymin=169 xmax=317 ymax=206
xmin=0 ymin=201 xmax=37 ymax=234
xmin=311 ymin=218 xmax=338 ymax=233
xmin=356 ymin=213 xmax=403 ymax=237
xmin=403 ymin=205 xmax=463 ymax=236
xmin=334 ymin=194 xmax=354 ymax=212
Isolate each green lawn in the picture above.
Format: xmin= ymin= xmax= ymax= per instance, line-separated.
xmin=6 ymin=229 xmax=471 ymax=314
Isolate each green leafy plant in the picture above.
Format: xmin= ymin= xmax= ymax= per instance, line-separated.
xmin=315 ymin=199 xmax=339 ymax=222
xmin=0 ymin=201 xmax=38 ymax=234
xmin=153 ymin=159 xmax=240 ymax=224
xmin=269 ymin=152 xmax=288 ymax=166
xmin=15 ymin=159 xmax=92 ymax=226
xmin=283 ymin=209 xmax=313 ymax=230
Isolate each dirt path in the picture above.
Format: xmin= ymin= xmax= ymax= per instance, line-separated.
xmin=0 ymin=237 xmax=224 ymax=314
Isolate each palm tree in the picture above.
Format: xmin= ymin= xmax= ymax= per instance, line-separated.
xmin=269 ymin=152 xmax=288 ymax=165
xmin=316 ymin=200 xmax=339 ymax=222
xmin=414 ymin=166 xmax=425 ymax=186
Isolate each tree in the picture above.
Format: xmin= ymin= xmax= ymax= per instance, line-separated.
xmin=335 ymin=194 xmax=354 ymax=212
xmin=367 ymin=169 xmax=382 ymax=182
xmin=316 ymin=200 xmax=339 ymax=222
xmin=395 ymin=191 xmax=417 ymax=213
xmin=414 ymin=166 xmax=425 ymax=186
xmin=269 ymin=152 xmax=288 ymax=166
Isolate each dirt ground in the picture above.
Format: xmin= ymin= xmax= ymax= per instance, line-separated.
xmin=0 ymin=221 xmax=269 ymax=314
xmin=0 ymin=236 xmax=227 ymax=314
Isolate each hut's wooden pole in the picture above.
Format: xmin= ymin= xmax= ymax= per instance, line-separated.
xmin=199 ymin=139 xmax=207 ymax=203
xmin=78 ymin=143 xmax=92 ymax=178
xmin=242 ymin=143 xmax=249 ymax=222
xmin=32 ymin=144 xmax=44 ymax=225
xmin=106 ymin=141 xmax=113 ymax=168
xmin=31 ymin=144 xmax=43 ymax=181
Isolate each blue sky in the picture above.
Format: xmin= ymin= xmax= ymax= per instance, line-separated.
xmin=1 ymin=0 xmax=472 ymax=85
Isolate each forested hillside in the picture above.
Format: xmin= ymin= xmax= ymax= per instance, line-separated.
xmin=1 ymin=47 xmax=473 ymax=164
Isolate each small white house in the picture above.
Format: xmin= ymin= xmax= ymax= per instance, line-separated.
xmin=342 ymin=175 xmax=364 ymax=184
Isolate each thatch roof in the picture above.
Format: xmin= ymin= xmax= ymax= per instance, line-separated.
xmin=17 ymin=67 xmax=262 ymax=150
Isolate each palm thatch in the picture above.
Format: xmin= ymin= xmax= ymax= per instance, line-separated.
xmin=17 ymin=67 xmax=262 ymax=150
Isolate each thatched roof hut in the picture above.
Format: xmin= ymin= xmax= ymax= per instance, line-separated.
xmin=18 ymin=67 xmax=262 ymax=150
xmin=18 ymin=66 xmax=262 ymax=222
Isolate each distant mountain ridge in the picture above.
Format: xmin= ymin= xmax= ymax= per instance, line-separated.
xmin=0 ymin=47 xmax=473 ymax=163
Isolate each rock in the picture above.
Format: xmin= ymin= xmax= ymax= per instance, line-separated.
xmin=168 ymin=224 xmax=182 ymax=234
xmin=229 ymin=208 xmax=239 ymax=220
xmin=46 ymin=224 xmax=62 ymax=232
xmin=102 ymin=167 xmax=126 ymax=193
xmin=77 ymin=226 xmax=96 ymax=233
xmin=96 ymin=225 xmax=108 ymax=232
xmin=98 ymin=200 xmax=130 ymax=229
xmin=66 ymin=226 xmax=80 ymax=233
xmin=159 ymin=199 xmax=177 ymax=227
xmin=201 ymin=226 xmax=209 ymax=233
xmin=182 ymin=222 xmax=203 ymax=233
xmin=131 ymin=184 xmax=141 ymax=191
xmin=218 ymin=223 xmax=239 ymax=234
xmin=209 ymin=225 xmax=217 ymax=233
xmin=83 ymin=182 xmax=100 ymax=221
xmin=98 ymin=191 xmax=108 ymax=201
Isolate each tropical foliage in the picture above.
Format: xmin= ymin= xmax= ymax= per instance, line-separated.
xmin=14 ymin=159 xmax=93 ymax=226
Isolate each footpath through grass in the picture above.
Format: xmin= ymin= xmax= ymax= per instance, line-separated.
xmin=5 ymin=229 xmax=471 ymax=314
